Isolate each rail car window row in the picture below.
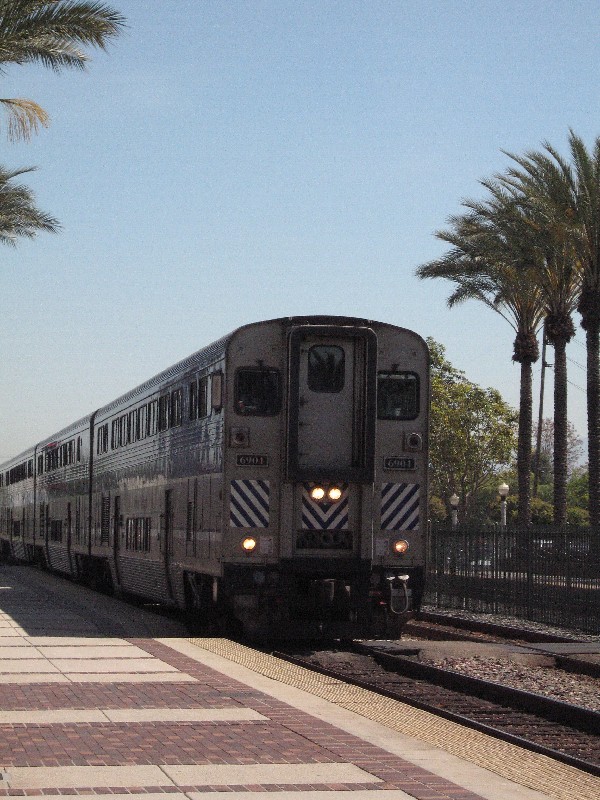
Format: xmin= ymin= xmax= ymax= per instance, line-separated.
xmin=107 ymin=387 xmax=187 ymax=451
xmin=5 ymin=458 xmax=34 ymax=486
xmin=38 ymin=438 xmax=82 ymax=475
xmin=125 ymin=516 xmax=151 ymax=551
xmin=103 ymin=374 xmax=224 ymax=453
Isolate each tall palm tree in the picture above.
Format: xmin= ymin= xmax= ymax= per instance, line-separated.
xmin=417 ymin=183 xmax=546 ymax=525
xmin=496 ymin=156 xmax=581 ymax=524
xmin=0 ymin=164 xmax=58 ymax=241
xmin=0 ymin=1 xmax=125 ymax=139
xmin=512 ymin=133 xmax=600 ymax=526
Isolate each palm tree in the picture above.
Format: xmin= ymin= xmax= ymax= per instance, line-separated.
xmin=495 ymin=156 xmax=582 ymax=524
xmin=0 ymin=164 xmax=58 ymax=241
xmin=512 ymin=133 xmax=600 ymax=526
xmin=0 ymin=1 xmax=125 ymax=139
xmin=417 ymin=183 xmax=546 ymax=525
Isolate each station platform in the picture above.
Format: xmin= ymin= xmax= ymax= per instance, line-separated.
xmin=0 ymin=565 xmax=597 ymax=800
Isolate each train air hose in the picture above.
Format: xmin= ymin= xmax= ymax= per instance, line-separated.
xmin=387 ymin=575 xmax=410 ymax=614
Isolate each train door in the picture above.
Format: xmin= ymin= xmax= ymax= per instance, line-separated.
xmin=66 ymin=502 xmax=72 ymax=573
xmin=113 ymin=495 xmax=122 ymax=588
xmin=164 ymin=489 xmax=175 ymax=599
xmin=288 ymin=325 xmax=376 ymax=481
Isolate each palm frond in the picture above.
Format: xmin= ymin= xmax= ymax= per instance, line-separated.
xmin=0 ymin=95 xmax=48 ymax=139
xmin=0 ymin=1 xmax=126 ymax=71
xmin=0 ymin=161 xmax=59 ymax=243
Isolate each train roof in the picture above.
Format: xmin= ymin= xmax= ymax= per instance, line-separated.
xmin=1 ymin=315 xmax=429 ymax=470
xmin=93 ymin=316 xmax=389 ymax=418
xmin=95 ymin=333 xmax=231 ymax=418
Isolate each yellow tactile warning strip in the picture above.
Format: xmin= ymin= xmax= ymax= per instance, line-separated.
xmin=189 ymin=638 xmax=600 ymax=800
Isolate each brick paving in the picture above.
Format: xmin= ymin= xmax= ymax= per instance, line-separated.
xmin=0 ymin=565 xmax=570 ymax=799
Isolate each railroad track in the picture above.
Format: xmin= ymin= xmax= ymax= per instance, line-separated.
xmin=273 ymin=641 xmax=600 ymax=777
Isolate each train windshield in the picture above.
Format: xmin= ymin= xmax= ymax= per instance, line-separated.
xmin=235 ymin=368 xmax=282 ymax=415
xmin=377 ymin=372 xmax=419 ymax=420
xmin=307 ymin=345 xmax=345 ymax=392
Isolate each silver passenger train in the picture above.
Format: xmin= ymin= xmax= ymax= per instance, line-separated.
xmin=0 ymin=316 xmax=429 ymax=638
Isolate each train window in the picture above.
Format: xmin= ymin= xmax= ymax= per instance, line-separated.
xmin=129 ymin=410 xmax=138 ymax=442
xmin=125 ymin=517 xmax=151 ymax=551
xmin=119 ymin=414 xmax=129 ymax=446
xmin=377 ymin=371 xmax=419 ymax=420
xmin=199 ymin=375 xmax=209 ymax=418
xmin=212 ymin=372 xmax=223 ymax=412
xmin=307 ymin=345 xmax=345 ymax=393
xmin=139 ymin=405 xmax=148 ymax=440
xmin=76 ymin=437 xmax=81 ymax=462
xmin=147 ymin=399 xmax=158 ymax=436
xmin=235 ymin=368 xmax=281 ymax=416
xmin=97 ymin=424 xmax=108 ymax=454
xmin=28 ymin=459 xmax=33 ymax=478
xmin=189 ymin=381 xmax=198 ymax=420
xmin=158 ymin=395 xmax=170 ymax=431
xmin=111 ymin=419 xmax=119 ymax=449
xmin=170 ymin=388 xmax=182 ymax=427
xmin=50 ymin=520 xmax=63 ymax=542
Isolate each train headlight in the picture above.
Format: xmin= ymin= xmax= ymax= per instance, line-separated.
xmin=393 ymin=539 xmax=410 ymax=555
xmin=241 ymin=536 xmax=257 ymax=552
xmin=328 ymin=486 xmax=342 ymax=501
xmin=310 ymin=486 xmax=326 ymax=500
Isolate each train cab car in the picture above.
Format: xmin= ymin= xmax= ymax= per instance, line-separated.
xmin=203 ymin=316 xmax=429 ymax=638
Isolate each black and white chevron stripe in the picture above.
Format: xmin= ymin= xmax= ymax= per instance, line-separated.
xmin=302 ymin=483 xmax=349 ymax=530
xmin=381 ymin=482 xmax=420 ymax=531
xmin=230 ymin=479 xmax=270 ymax=528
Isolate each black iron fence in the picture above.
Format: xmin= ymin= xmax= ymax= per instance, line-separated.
xmin=425 ymin=523 xmax=600 ymax=635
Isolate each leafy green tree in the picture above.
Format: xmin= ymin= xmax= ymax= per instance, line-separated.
xmin=533 ymin=417 xmax=584 ymax=481
xmin=0 ymin=164 xmax=58 ymax=241
xmin=428 ymin=339 xmax=517 ymax=523
xmin=0 ymin=1 xmax=125 ymax=140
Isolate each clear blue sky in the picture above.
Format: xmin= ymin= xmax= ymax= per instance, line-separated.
xmin=0 ymin=0 xmax=596 ymax=463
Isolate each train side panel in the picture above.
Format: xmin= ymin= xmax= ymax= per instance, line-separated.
xmin=36 ymin=419 xmax=92 ymax=576
xmin=89 ymin=342 xmax=228 ymax=603
xmin=0 ymin=449 xmax=35 ymax=563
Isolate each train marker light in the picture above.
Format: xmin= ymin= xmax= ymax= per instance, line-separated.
xmin=242 ymin=537 xmax=257 ymax=552
xmin=328 ymin=486 xmax=342 ymax=501
xmin=393 ymin=539 xmax=409 ymax=555
xmin=310 ymin=486 xmax=326 ymax=500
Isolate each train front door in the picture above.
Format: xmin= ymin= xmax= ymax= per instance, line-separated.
xmin=288 ymin=325 xmax=376 ymax=480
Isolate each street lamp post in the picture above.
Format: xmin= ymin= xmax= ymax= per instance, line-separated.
xmin=498 ymin=482 xmax=509 ymax=528
xmin=449 ymin=493 xmax=459 ymax=530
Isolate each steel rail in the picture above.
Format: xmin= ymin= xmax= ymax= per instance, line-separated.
xmin=273 ymin=647 xmax=600 ymax=778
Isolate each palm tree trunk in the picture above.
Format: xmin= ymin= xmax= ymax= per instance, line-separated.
xmin=553 ymin=338 xmax=568 ymax=525
xmin=585 ymin=319 xmax=600 ymax=526
xmin=517 ymin=358 xmax=533 ymax=526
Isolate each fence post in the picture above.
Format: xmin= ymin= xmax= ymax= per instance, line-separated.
xmin=526 ymin=526 xmax=533 ymax=619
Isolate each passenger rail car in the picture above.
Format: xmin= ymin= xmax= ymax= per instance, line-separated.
xmin=0 ymin=316 xmax=429 ymax=638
